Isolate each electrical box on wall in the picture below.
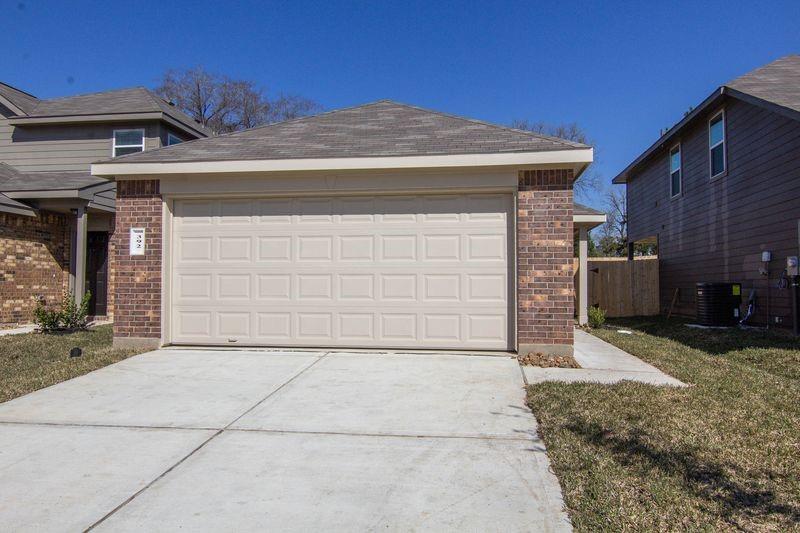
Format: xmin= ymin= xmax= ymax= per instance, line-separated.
xmin=787 ymin=256 xmax=799 ymax=277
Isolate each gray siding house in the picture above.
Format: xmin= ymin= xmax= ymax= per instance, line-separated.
xmin=613 ymin=55 xmax=800 ymax=326
xmin=0 ymin=83 xmax=209 ymax=326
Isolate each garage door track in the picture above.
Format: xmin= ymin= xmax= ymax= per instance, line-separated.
xmin=0 ymin=349 xmax=570 ymax=532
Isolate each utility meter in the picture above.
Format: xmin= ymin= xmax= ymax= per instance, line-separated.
xmin=788 ymin=256 xmax=799 ymax=277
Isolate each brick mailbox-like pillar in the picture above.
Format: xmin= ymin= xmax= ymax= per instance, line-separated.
xmin=517 ymin=169 xmax=575 ymax=356
xmin=112 ymin=179 xmax=162 ymax=349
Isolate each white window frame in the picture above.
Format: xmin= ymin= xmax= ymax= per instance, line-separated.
xmin=112 ymin=128 xmax=146 ymax=157
xmin=708 ymin=110 xmax=726 ymax=180
xmin=167 ymin=132 xmax=182 ymax=146
xmin=669 ymin=142 xmax=682 ymax=198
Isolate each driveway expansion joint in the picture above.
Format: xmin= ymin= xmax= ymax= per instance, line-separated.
xmin=225 ymin=427 xmax=539 ymax=442
xmin=83 ymin=351 xmax=329 ymax=531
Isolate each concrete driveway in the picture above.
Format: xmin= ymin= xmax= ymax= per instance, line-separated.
xmin=0 ymin=349 xmax=570 ymax=532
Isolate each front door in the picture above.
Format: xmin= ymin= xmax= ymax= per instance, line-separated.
xmin=86 ymin=232 xmax=109 ymax=316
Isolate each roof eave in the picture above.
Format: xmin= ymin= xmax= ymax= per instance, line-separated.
xmin=160 ymin=112 xmax=212 ymax=138
xmin=4 ymin=181 xmax=113 ymax=200
xmin=0 ymin=199 xmax=37 ymax=217
xmin=611 ymin=87 xmax=725 ymax=184
xmin=0 ymin=94 xmax=27 ymax=116
xmin=9 ymin=110 xmax=208 ymax=138
xmin=8 ymin=112 xmax=165 ymax=126
xmin=91 ymin=148 xmax=594 ymax=177
xmin=574 ymin=213 xmax=606 ymax=229
xmin=723 ymin=87 xmax=800 ymax=123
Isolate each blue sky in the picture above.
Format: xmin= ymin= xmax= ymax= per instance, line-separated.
xmin=3 ymin=0 xmax=798 ymax=208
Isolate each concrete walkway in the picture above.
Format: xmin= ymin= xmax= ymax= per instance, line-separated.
xmin=522 ymin=329 xmax=685 ymax=387
xmin=0 ymin=320 xmax=112 ymax=336
xmin=0 ymin=349 xmax=570 ymax=532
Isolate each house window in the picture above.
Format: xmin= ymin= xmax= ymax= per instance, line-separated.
xmin=709 ymin=111 xmax=726 ymax=178
xmin=113 ymin=129 xmax=145 ymax=157
xmin=167 ymin=133 xmax=182 ymax=146
xmin=669 ymin=144 xmax=682 ymax=197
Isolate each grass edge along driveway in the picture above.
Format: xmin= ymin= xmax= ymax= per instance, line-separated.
xmin=527 ymin=317 xmax=800 ymax=531
xmin=0 ymin=325 xmax=146 ymax=404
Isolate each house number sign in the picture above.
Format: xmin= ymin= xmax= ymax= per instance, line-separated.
xmin=130 ymin=228 xmax=145 ymax=255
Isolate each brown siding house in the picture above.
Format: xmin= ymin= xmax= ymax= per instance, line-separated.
xmin=0 ymin=83 xmax=209 ymax=327
xmin=614 ymin=55 xmax=800 ymax=326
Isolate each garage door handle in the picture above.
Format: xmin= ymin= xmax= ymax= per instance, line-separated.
xmin=228 ymin=338 xmax=238 ymax=343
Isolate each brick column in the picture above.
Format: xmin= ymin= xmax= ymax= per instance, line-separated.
xmin=517 ymin=169 xmax=575 ymax=356
xmin=112 ymin=180 xmax=162 ymax=349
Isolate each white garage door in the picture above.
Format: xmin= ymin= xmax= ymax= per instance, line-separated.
xmin=170 ymin=193 xmax=513 ymax=350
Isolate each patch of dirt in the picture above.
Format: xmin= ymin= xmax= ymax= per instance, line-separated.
xmin=517 ymin=352 xmax=581 ymax=368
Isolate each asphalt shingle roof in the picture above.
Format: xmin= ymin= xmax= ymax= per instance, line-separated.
xmin=4 ymin=85 xmax=210 ymax=136
xmin=0 ymin=83 xmax=39 ymax=114
xmin=100 ymin=100 xmax=589 ymax=164
xmin=0 ymin=163 xmax=108 ymax=192
xmin=726 ymin=55 xmax=800 ymax=114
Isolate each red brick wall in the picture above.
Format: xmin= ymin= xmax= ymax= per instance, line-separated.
xmin=113 ymin=180 xmax=162 ymax=340
xmin=517 ymin=169 xmax=575 ymax=353
xmin=106 ymin=215 xmax=116 ymax=319
xmin=0 ymin=211 xmax=71 ymax=327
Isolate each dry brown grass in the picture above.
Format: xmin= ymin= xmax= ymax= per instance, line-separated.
xmin=0 ymin=325 xmax=146 ymax=403
xmin=527 ymin=317 xmax=800 ymax=531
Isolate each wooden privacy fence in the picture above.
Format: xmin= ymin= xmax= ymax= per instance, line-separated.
xmin=574 ymin=257 xmax=660 ymax=317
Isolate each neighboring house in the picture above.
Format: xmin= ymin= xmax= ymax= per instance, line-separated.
xmin=613 ymin=55 xmax=800 ymax=325
xmin=0 ymin=83 xmax=210 ymax=326
xmin=92 ymin=100 xmax=598 ymax=354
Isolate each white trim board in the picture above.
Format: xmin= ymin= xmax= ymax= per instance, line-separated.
xmin=92 ymin=148 xmax=594 ymax=176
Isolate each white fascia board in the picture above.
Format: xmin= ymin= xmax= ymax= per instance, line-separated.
xmin=573 ymin=214 xmax=606 ymax=223
xmin=92 ymin=148 xmax=594 ymax=176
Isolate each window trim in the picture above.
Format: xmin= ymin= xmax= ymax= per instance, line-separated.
xmin=669 ymin=142 xmax=682 ymax=198
xmin=167 ymin=132 xmax=182 ymax=146
xmin=112 ymin=128 xmax=146 ymax=157
xmin=708 ymin=110 xmax=726 ymax=180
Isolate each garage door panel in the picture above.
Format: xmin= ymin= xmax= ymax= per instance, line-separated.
xmin=297 ymin=274 xmax=333 ymax=300
xmin=297 ymin=236 xmax=333 ymax=261
xmin=296 ymin=313 xmax=333 ymax=339
xmin=257 ymin=274 xmax=291 ymax=300
xmin=256 ymin=312 xmax=291 ymax=339
xmin=257 ymin=236 xmax=291 ymax=261
xmin=338 ymin=274 xmax=375 ymax=300
xmin=171 ymin=194 xmax=512 ymax=349
xmin=338 ymin=313 xmax=375 ymax=341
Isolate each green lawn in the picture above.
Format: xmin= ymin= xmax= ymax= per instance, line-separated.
xmin=527 ymin=317 xmax=800 ymax=531
xmin=0 ymin=325 xmax=146 ymax=403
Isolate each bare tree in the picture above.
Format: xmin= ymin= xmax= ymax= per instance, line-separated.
xmin=155 ymin=67 xmax=321 ymax=134
xmin=597 ymin=188 xmax=656 ymax=256
xmin=510 ymin=119 xmax=600 ymax=197
xmin=601 ymin=187 xmax=627 ymax=243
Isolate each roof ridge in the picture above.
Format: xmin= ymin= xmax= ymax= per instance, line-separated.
xmin=142 ymin=87 xmax=170 ymax=112
xmin=378 ymin=100 xmax=589 ymax=148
